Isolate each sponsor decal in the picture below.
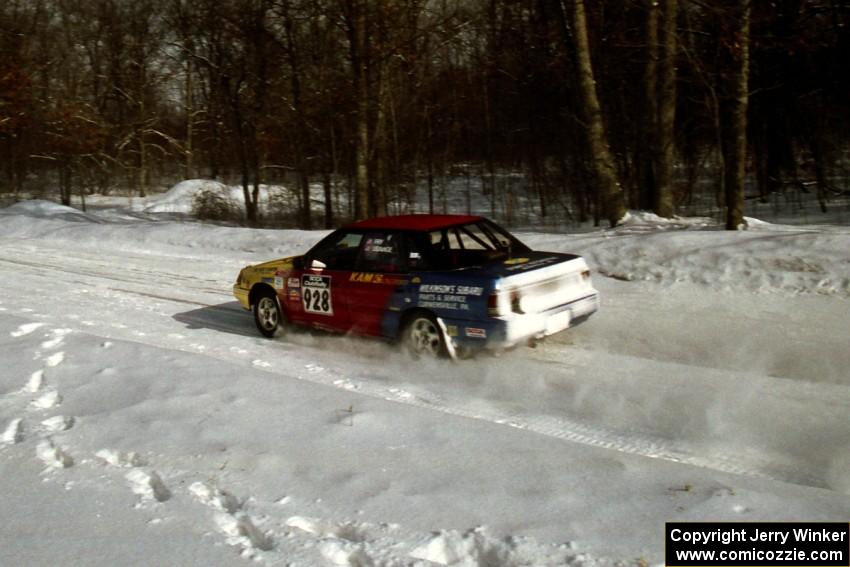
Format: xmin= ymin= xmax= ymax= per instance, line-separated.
xmin=446 ymin=325 xmax=458 ymax=337
xmin=301 ymin=274 xmax=333 ymax=315
xmin=505 ymin=257 xmax=559 ymax=271
xmin=287 ymin=277 xmax=300 ymax=288
xmin=349 ymin=272 xmax=407 ymax=285
xmin=262 ymin=277 xmax=274 ymax=284
xmin=417 ymin=283 xmax=483 ymax=311
xmin=504 ymin=257 xmax=529 ymax=265
xmin=274 ymin=276 xmax=284 ymax=289
xmin=411 ymin=276 xmax=421 ymax=284
xmin=363 ymin=237 xmax=394 ymax=254
xmin=351 ymin=272 xmax=380 ymax=283
xmin=465 ymin=327 xmax=487 ymax=338
xmin=419 ymin=284 xmax=483 ymax=295
xmin=288 ymin=289 xmax=300 ymax=301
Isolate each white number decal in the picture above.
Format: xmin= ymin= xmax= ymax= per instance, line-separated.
xmin=302 ymin=275 xmax=333 ymax=315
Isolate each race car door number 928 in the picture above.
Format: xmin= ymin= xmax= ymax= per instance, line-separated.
xmin=302 ymin=274 xmax=333 ymax=315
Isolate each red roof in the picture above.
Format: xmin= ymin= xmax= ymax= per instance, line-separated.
xmin=344 ymin=214 xmax=482 ymax=231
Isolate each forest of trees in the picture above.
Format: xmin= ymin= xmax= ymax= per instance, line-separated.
xmin=1 ymin=0 xmax=848 ymax=229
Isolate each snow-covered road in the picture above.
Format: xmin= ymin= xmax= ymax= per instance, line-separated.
xmin=2 ymin=200 xmax=850 ymax=566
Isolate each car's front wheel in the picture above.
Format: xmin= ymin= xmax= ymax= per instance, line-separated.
xmin=403 ymin=312 xmax=447 ymax=359
xmin=253 ymin=290 xmax=283 ymax=338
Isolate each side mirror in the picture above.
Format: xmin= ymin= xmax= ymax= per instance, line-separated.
xmin=310 ymin=259 xmax=327 ymax=270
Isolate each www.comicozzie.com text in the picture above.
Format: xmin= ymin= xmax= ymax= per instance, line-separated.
xmin=670 ymin=527 xmax=847 ymax=546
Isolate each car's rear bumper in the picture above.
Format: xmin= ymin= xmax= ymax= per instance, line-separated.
xmin=442 ymin=292 xmax=599 ymax=350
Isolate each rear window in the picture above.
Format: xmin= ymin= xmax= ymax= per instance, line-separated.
xmin=419 ymin=220 xmax=529 ymax=270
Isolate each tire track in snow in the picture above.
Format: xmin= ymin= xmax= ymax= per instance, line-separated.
xmin=184 ymin=335 xmax=825 ymax=489
xmin=0 ymin=248 xmax=232 ymax=300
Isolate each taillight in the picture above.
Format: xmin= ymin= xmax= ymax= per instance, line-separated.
xmin=489 ymin=289 xmax=526 ymax=316
xmin=487 ymin=292 xmax=500 ymax=316
xmin=488 ymin=291 xmax=508 ymax=317
xmin=510 ymin=290 xmax=522 ymax=313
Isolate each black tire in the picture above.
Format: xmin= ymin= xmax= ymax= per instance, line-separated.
xmin=253 ymin=289 xmax=283 ymax=338
xmin=402 ymin=312 xmax=447 ymax=359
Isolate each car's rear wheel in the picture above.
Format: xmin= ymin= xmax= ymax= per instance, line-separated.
xmin=403 ymin=313 xmax=447 ymax=359
xmin=253 ymin=290 xmax=283 ymax=338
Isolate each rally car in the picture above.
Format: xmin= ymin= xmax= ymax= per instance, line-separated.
xmin=233 ymin=215 xmax=599 ymax=358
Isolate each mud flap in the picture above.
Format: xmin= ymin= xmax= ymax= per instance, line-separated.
xmin=435 ymin=317 xmax=458 ymax=361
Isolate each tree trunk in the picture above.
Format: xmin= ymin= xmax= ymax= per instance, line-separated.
xmin=323 ymin=170 xmax=334 ymax=228
xmin=185 ymin=54 xmax=194 ymax=180
xmin=79 ymin=179 xmax=87 ymax=212
xmin=138 ymin=125 xmax=147 ymax=198
xmin=654 ymin=0 xmax=677 ymax=218
xmin=326 ymin=123 xmax=338 ymax=227
xmin=638 ymin=0 xmax=659 ymax=211
xmin=350 ymin=1 xmax=370 ymax=221
xmin=561 ymin=0 xmax=628 ymax=226
xmin=427 ymin=151 xmax=435 ymax=215
xmin=721 ymin=0 xmax=750 ymax=230
xmin=282 ymin=2 xmax=312 ymax=229
xmin=233 ymin=100 xmax=258 ymax=226
xmin=372 ymin=62 xmax=388 ymax=218
xmin=59 ymin=163 xmax=72 ymax=206
xmin=810 ymin=135 xmax=829 ymax=214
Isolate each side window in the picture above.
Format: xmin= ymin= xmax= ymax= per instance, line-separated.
xmin=405 ymin=234 xmax=428 ymax=271
xmin=429 ymin=229 xmax=448 ymax=250
xmin=309 ymin=231 xmax=363 ymax=270
xmin=357 ymin=232 xmax=405 ymax=273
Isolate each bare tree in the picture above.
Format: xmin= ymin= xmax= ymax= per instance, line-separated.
xmin=555 ymin=0 xmax=627 ymax=226
xmin=719 ymin=0 xmax=750 ymax=229
xmin=276 ymin=0 xmax=313 ymax=228
xmin=339 ymin=0 xmax=371 ymax=221
xmin=654 ymin=0 xmax=678 ymax=218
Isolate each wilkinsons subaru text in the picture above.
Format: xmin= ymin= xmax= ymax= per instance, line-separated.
xmin=233 ymin=215 xmax=599 ymax=359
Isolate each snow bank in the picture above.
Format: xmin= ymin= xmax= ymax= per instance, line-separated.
xmin=143 ymin=179 xmax=230 ymax=214
xmin=520 ymin=211 xmax=850 ymax=298
xmin=0 ymin=198 xmax=324 ymax=263
xmin=5 ymin=199 xmax=101 ymax=222
xmin=142 ymin=179 xmax=290 ymax=215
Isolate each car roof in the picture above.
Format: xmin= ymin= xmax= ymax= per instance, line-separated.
xmin=344 ymin=214 xmax=483 ymax=231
